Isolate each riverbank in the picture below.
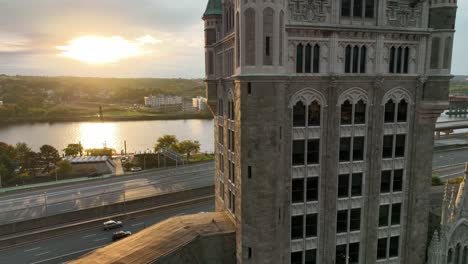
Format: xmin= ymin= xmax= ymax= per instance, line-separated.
xmin=0 ymin=112 xmax=213 ymax=125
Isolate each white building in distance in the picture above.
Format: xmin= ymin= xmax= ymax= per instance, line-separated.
xmin=192 ymin=96 xmax=208 ymax=111
xmin=144 ymin=95 xmax=183 ymax=108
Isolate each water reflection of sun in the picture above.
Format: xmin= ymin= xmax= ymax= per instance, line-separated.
xmin=78 ymin=123 xmax=118 ymax=150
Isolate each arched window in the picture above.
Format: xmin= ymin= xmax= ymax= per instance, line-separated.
xmin=403 ymin=47 xmax=409 ymax=73
xmin=384 ymin=100 xmax=396 ymax=123
xmin=397 ymin=100 xmax=408 ymax=122
xmin=396 ymin=47 xmax=403 ymax=73
xmin=352 ymin=46 xmax=359 ymax=73
xmin=360 ymin=46 xmax=367 ymax=73
xmin=313 ymin=44 xmax=320 ymax=73
xmin=463 ymin=247 xmax=468 ymax=264
xmin=455 ymin=244 xmax=461 ymax=264
xmin=390 ymin=46 xmax=410 ymax=74
xmin=296 ymin=44 xmax=304 ymax=73
xmin=341 ymin=100 xmax=353 ymax=125
xmin=430 ymin=37 xmax=440 ymax=69
xmin=345 ymin=45 xmax=366 ymax=73
xmin=444 ymin=37 xmax=453 ymax=69
xmin=308 ymin=101 xmax=321 ymax=126
xmin=345 ymin=45 xmax=352 ymax=73
xmin=448 ymin=248 xmax=453 ymax=264
xmin=354 ymin=100 xmax=366 ymax=124
xmin=293 ymin=101 xmax=306 ymax=127
xmin=263 ymin=8 xmax=274 ymax=65
xmin=389 ymin=47 xmax=396 ymax=73
xmin=305 ymin=44 xmax=312 ymax=73
xmin=244 ymin=8 xmax=256 ymax=66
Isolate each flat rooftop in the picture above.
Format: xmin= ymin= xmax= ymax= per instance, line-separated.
xmin=71 ymin=212 xmax=236 ymax=264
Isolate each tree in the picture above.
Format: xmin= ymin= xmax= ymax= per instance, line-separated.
xmin=15 ymin=142 xmax=31 ymax=167
xmin=176 ymin=140 xmax=201 ymax=161
xmin=56 ymin=160 xmax=72 ymax=176
xmin=0 ymin=142 xmax=15 ymax=159
xmin=64 ymin=143 xmax=83 ymax=157
xmin=22 ymin=151 xmax=40 ymax=177
xmin=154 ymin=135 xmax=179 ymax=152
xmin=39 ymin=145 xmax=61 ymax=174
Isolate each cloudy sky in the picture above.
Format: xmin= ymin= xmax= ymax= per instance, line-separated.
xmin=0 ymin=0 xmax=466 ymax=78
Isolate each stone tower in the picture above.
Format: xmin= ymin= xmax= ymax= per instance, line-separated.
xmin=203 ymin=0 xmax=458 ymax=263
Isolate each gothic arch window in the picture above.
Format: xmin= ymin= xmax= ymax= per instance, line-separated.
xmin=341 ymin=0 xmax=375 ymax=18
xmin=430 ymin=37 xmax=440 ymax=69
xmin=338 ymin=88 xmax=368 ymax=125
xmin=297 ymin=43 xmax=321 ymax=73
xmin=290 ymin=89 xmax=326 ymax=127
xmin=389 ymin=46 xmax=410 ymax=74
xmin=244 ymin=8 xmax=256 ymax=66
xmin=345 ymin=45 xmax=367 ymax=73
xmin=263 ymin=7 xmax=274 ymax=65
xmin=455 ymin=244 xmax=462 ymax=264
xmin=382 ymin=88 xmax=412 ymax=123
xmin=463 ymin=246 xmax=468 ymax=264
xmin=444 ymin=37 xmax=453 ymax=69
xmin=293 ymin=101 xmax=306 ymax=127
xmin=448 ymin=248 xmax=453 ymax=264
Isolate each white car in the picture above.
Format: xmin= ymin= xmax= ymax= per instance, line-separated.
xmin=103 ymin=220 xmax=122 ymax=231
xmin=130 ymin=167 xmax=142 ymax=172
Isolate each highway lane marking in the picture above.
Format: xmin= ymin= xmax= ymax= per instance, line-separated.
xmin=82 ymin=234 xmax=97 ymax=239
xmin=131 ymin=222 xmax=145 ymax=227
xmin=24 ymin=247 xmax=41 ymax=252
xmin=94 ymin=237 xmax=108 ymax=242
xmin=34 ymin=251 xmax=50 ymax=257
xmin=30 ymin=246 xmax=102 ymax=264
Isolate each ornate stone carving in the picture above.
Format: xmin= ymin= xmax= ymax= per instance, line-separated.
xmin=386 ymin=0 xmax=422 ymax=27
xmin=337 ymin=87 xmax=369 ymax=106
xmin=289 ymin=88 xmax=327 ymax=108
xmin=382 ymin=87 xmax=413 ymax=105
xmin=288 ymin=0 xmax=331 ymax=23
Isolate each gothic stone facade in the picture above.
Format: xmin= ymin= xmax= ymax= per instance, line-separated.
xmin=203 ymin=0 xmax=457 ymax=263
xmin=428 ymin=164 xmax=468 ymax=264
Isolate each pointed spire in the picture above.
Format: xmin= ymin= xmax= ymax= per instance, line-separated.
xmin=203 ymin=0 xmax=222 ymax=18
xmin=441 ymin=181 xmax=450 ymax=226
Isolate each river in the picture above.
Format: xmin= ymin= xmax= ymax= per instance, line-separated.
xmin=0 ymin=119 xmax=215 ymax=154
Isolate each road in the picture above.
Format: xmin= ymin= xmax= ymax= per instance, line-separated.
xmin=0 ymin=162 xmax=214 ymax=225
xmin=0 ymin=200 xmax=214 ymax=264
xmin=433 ymin=148 xmax=468 ymax=178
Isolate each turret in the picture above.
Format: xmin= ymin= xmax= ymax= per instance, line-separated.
xmin=427 ymin=0 xmax=457 ymax=75
xmin=203 ymin=0 xmax=222 ymax=79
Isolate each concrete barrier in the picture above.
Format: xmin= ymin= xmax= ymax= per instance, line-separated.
xmin=0 ymin=186 xmax=214 ymax=238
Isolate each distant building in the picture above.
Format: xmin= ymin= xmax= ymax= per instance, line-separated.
xmin=0 ymin=100 xmax=3 ymax=106
xmin=64 ymin=156 xmax=115 ymax=176
xmin=144 ymin=95 xmax=183 ymax=108
xmin=192 ymin=96 xmax=208 ymax=111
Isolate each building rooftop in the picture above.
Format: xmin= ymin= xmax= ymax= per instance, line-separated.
xmin=70 ymin=212 xmax=236 ymax=264
xmin=64 ymin=156 xmax=109 ymax=164
xmin=203 ymin=0 xmax=222 ymax=17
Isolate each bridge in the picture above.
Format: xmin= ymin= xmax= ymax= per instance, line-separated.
xmin=448 ymin=95 xmax=468 ymax=116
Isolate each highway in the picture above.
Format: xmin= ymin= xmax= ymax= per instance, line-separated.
xmin=0 ymin=200 xmax=214 ymax=264
xmin=0 ymin=162 xmax=214 ymax=225
xmin=433 ymin=148 xmax=468 ymax=179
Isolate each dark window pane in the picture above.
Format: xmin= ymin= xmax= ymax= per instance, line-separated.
xmin=393 ymin=169 xmax=403 ymax=192
xmin=291 ymin=251 xmax=303 ymax=264
xmin=350 ymin=208 xmax=361 ymax=231
xmin=395 ymin=135 xmax=406 ymax=157
xmin=365 ymin=0 xmax=375 ymax=18
xmin=265 ymin=36 xmax=271 ymax=56
xmin=291 ymin=216 xmax=303 ymax=240
xmin=353 ymin=0 xmax=363 ymax=17
xmin=341 ymin=100 xmax=353 ymax=125
xmin=336 ymin=245 xmax=347 ymax=264
xmin=349 ymin=243 xmax=360 ymax=263
xmin=354 ymin=100 xmax=366 ymax=124
xmin=293 ymin=102 xmax=306 ymax=127
xmin=305 ymin=44 xmax=312 ymax=73
xmin=379 ymin=205 xmax=390 ymax=227
xmin=345 ymin=45 xmax=352 ymax=73
xmin=340 ymin=138 xmax=351 ymax=162
xmin=337 ymin=210 xmax=348 ymax=233
xmin=390 ymin=236 xmax=399 ymax=257
xmin=382 ymin=135 xmax=394 ymax=159
xmin=306 ymin=214 xmax=318 ymax=237
xmin=381 ymin=171 xmax=392 ymax=193
xmin=396 ymin=47 xmax=403 ymax=73
xmin=391 ymin=203 xmax=401 ymax=225
xmin=292 ymin=179 xmax=304 ymax=203
xmin=308 ymin=139 xmax=320 ymax=164
xmin=385 ymin=100 xmax=396 ymax=123
xmin=293 ymin=140 xmax=305 ymax=165
xmin=313 ymin=44 xmax=320 ymax=73
xmin=305 ymin=249 xmax=317 ymax=264
xmin=403 ymin=47 xmax=409 ymax=73
xmin=351 ymin=173 xmax=362 ymax=196
xmin=377 ymin=238 xmax=387 ymax=259
xmin=397 ymin=100 xmax=408 ymax=122
xmin=352 ymin=46 xmax=359 ymax=73
xmin=219 ymin=125 xmax=224 ymax=144
xmin=389 ymin=47 xmax=396 ymax=73
xmin=353 ymin=137 xmax=365 ymax=161
xmin=308 ymin=101 xmax=321 ymax=126
xmin=360 ymin=46 xmax=367 ymax=73
xmin=307 ymin=177 xmax=319 ymax=201
xmin=296 ymin=44 xmax=304 ymax=73
xmin=338 ymin=174 xmax=350 ymax=198
xmin=341 ymin=0 xmax=351 ymax=16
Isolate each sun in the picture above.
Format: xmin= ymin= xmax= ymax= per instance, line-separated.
xmin=56 ymin=35 xmax=158 ymax=64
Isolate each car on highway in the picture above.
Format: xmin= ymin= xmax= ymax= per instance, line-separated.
xmin=130 ymin=167 xmax=142 ymax=172
xmin=103 ymin=220 xmax=122 ymax=231
xmin=112 ymin=230 xmax=132 ymax=241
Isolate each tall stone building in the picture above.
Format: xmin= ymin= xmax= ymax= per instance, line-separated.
xmin=203 ymin=0 xmax=457 ymax=263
